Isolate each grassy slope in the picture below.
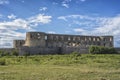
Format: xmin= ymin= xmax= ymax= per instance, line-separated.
xmin=0 ymin=54 xmax=120 ymax=80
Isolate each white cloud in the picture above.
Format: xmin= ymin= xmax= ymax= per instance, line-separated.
xmin=73 ymin=28 xmax=86 ymax=32
xmin=0 ymin=14 xmax=52 ymax=48
xmin=63 ymin=0 xmax=72 ymax=3
xmin=80 ymin=0 xmax=86 ymax=2
xmin=0 ymin=18 xmax=32 ymax=31
xmin=0 ymin=0 xmax=9 ymax=4
xmin=61 ymin=0 xmax=72 ymax=8
xmin=69 ymin=15 xmax=120 ymax=36
xmin=0 ymin=14 xmax=52 ymax=31
xmin=28 ymin=14 xmax=52 ymax=24
xmin=58 ymin=14 xmax=95 ymax=21
xmin=0 ymin=29 xmax=26 ymax=48
xmin=47 ymin=31 xmax=56 ymax=34
xmin=52 ymin=2 xmax=58 ymax=5
xmin=73 ymin=21 xmax=90 ymax=26
xmin=93 ymin=16 xmax=120 ymax=35
xmin=8 ymin=14 xmax=16 ymax=19
xmin=39 ymin=7 xmax=47 ymax=11
xmin=58 ymin=16 xmax=67 ymax=21
xmin=62 ymin=3 xmax=69 ymax=8
xmin=58 ymin=14 xmax=120 ymax=47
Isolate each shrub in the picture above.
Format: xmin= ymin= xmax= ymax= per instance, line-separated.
xmin=4 ymin=52 xmax=11 ymax=56
xmin=0 ymin=53 xmax=5 ymax=57
xmin=89 ymin=46 xmax=118 ymax=54
xmin=0 ymin=50 xmax=5 ymax=57
xmin=0 ymin=59 xmax=6 ymax=65
xmin=12 ymin=50 xmax=19 ymax=56
xmin=0 ymin=51 xmax=11 ymax=57
xmin=71 ymin=52 xmax=81 ymax=57
xmin=0 ymin=50 xmax=3 ymax=54
xmin=108 ymin=47 xmax=118 ymax=54
xmin=23 ymin=53 xmax=30 ymax=57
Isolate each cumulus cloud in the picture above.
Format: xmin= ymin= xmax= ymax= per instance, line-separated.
xmin=0 ymin=0 xmax=9 ymax=4
xmin=0 ymin=14 xmax=52 ymax=31
xmin=0 ymin=14 xmax=52 ymax=48
xmin=7 ymin=14 xmax=16 ymax=19
xmin=0 ymin=18 xmax=33 ymax=31
xmin=28 ymin=14 xmax=52 ymax=24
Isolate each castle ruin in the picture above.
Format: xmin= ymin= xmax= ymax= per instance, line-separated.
xmin=13 ymin=32 xmax=113 ymax=55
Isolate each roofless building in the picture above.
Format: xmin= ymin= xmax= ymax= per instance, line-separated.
xmin=13 ymin=32 xmax=113 ymax=55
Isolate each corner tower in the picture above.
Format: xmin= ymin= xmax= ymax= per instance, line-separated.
xmin=24 ymin=32 xmax=46 ymax=47
xmin=13 ymin=40 xmax=25 ymax=48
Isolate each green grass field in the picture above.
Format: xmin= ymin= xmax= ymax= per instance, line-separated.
xmin=0 ymin=54 xmax=120 ymax=80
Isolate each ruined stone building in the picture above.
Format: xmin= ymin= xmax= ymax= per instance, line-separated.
xmin=13 ymin=32 xmax=113 ymax=55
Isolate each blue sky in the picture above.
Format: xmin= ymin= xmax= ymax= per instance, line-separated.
xmin=0 ymin=0 xmax=120 ymax=48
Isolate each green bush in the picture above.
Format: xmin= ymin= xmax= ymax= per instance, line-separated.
xmin=0 ymin=51 xmax=11 ymax=57
xmin=0 ymin=59 xmax=6 ymax=65
xmin=23 ymin=53 xmax=30 ymax=57
xmin=0 ymin=53 xmax=5 ymax=57
xmin=71 ymin=52 xmax=81 ymax=57
xmin=0 ymin=50 xmax=5 ymax=57
xmin=89 ymin=46 xmax=118 ymax=54
xmin=12 ymin=50 xmax=19 ymax=56
xmin=4 ymin=52 xmax=11 ymax=56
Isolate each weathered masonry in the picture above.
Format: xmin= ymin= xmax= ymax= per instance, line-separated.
xmin=13 ymin=32 xmax=114 ymax=55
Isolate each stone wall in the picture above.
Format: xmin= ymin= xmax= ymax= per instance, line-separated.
xmin=13 ymin=40 xmax=25 ymax=48
xmin=0 ymin=48 xmax=15 ymax=54
xmin=18 ymin=46 xmax=89 ymax=55
xmin=18 ymin=47 xmax=59 ymax=55
xmin=61 ymin=47 xmax=89 ymax=54
xmin=13 ymin=32 xmax=114 ymax=55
